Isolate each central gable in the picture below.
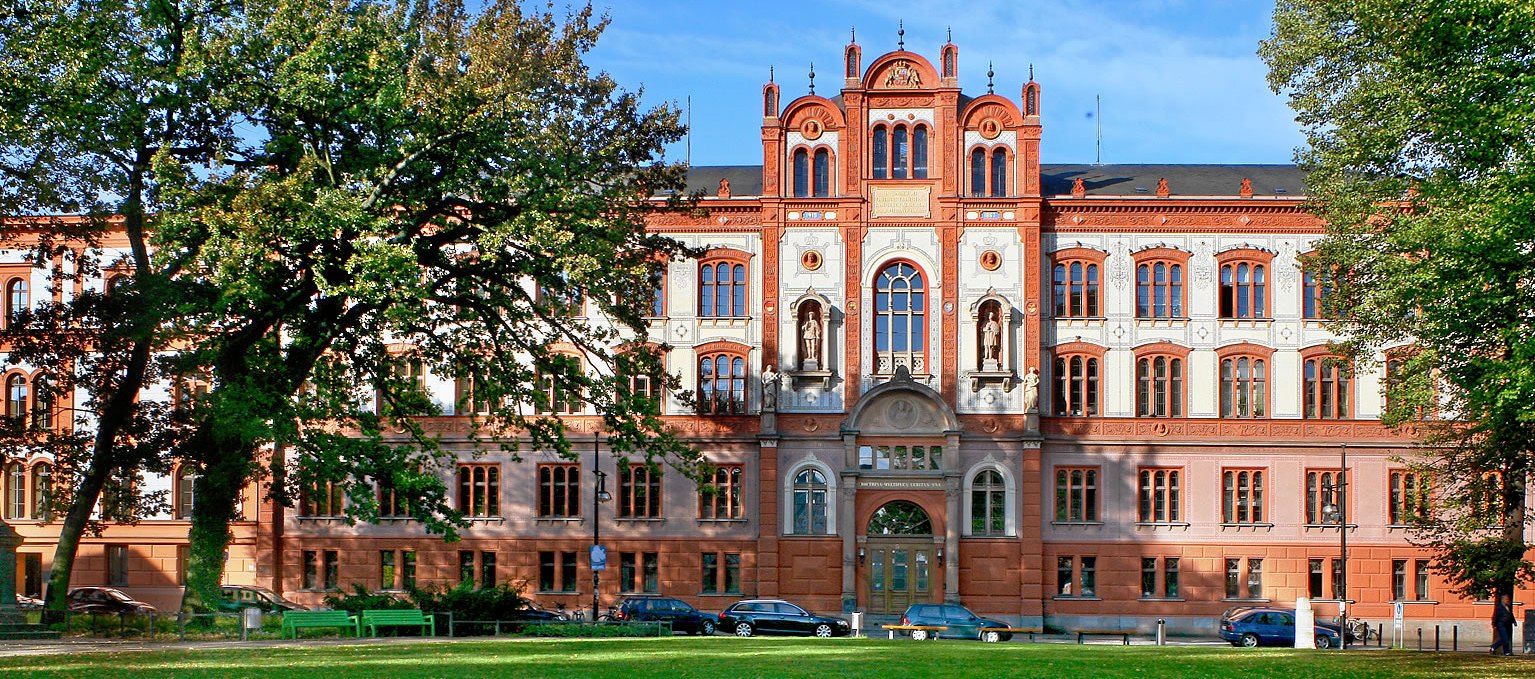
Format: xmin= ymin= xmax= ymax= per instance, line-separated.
xmin=843 ymin=366 xmax=958 ymax=436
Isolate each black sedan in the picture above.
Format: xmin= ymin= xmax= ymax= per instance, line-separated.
xmin=66 ymin=587 xmax=157 ymax=615
xmin=718 ymin=599 xmax=850 ymax=637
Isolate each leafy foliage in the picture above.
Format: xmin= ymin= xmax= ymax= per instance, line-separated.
xmin=1261 ymin=0 xmax=1535 ymax=599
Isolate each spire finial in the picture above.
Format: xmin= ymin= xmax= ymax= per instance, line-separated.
xmin=898 ymin=20 xmax=905 ymax=49
xmin=947 ymin=27 xmax=952 ymax=43
xmin=987 ymin=62 xmax=995 ymax=94
xmin=769 ymin=66 xmax=774 ymax=83
xmin=851 ymin=27 xmax=856 ymax=43
xmin=1029 ymin=63 xmax=1034 ymax=81
xmin=808 ymin=62 xmax=815 ymax=95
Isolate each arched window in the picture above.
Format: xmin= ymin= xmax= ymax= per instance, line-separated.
xmin=699 ymin=259 xmax=747 ymax=317
xmin=1303 ymin=270 xmax=1332 ymax=319
xmin=175 ymin=466 xmax=200 ymax=520
xmin=867 ymin=500 xmax=933 ymax=535
xmin=697 ymin=352 xmax=746 ymax=415
xmin=1303 ymin=353 xmax=1351 ymax=419
xmin=792 ymin=148 xmax=809 ymax=198
xmin=30 ymin=463 xmax=51 ymax=519
xmin=1053 ymin=354 xmax=1100 ymax=416
xmin=912 ymin=127 xmax=928 ymax=178
xmin=990 ymin=148 xmax=1007 ymax=197
xmin=1136 ymin=262 xmax=1185 ymax=318
xmin=874 ymin=261 xmax=926 ymax=374
xmin=5 ymin=461 xmax=24 ymax=519
xmin=872 ymin=126 xmax=888 ymax=179
xmin=31 ymin=373 xmax=55 ymax=430
xmin=1136 ymin=350 xmax=1185 ymax=418
xmin=892 ymin=126 xmax=908 ymax=178
xmin=6 ymin=277 xmax=28 ymax=325
xmin=5 ymin=374 xmax=26 ymax=424
xmin=1053 ymin=261 xmax=1100 ymax=318
xmin=970 ymin=469 xmax=1006 ymax=535
xmin=791 ymin=468 xmax=828 ymax=534
xmin=812 ymin=149 xmax=831 ymax=197
xmin=969 ymin=149 xmax=986 ymax=197
xmin=1220 ymin=355 xmax=1267 ymax=418
xmin=1218 ymin=253 xmax=1271 ymax=319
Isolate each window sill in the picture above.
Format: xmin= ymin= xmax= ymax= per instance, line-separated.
xmin=616 ymin=517 xmax=666 ymax=524
xmin=1303 ymin=523 xmax=1358 ymax=529
xmin=1219 ymin=523 xmax=1275 ymax=529
xmin=1134 ymin=522 xmax=1190 ymax=528
xmin=1052 ymin=595 xmax=1102 ymax=601
xmin=377 ymin=516 xmax=417 ymax=523
xmin=963 ymin=533 xmax=1017 ymax=539
xmin=1217 ymin=318 xmax=1274 ymax=325
xmin=697 ymin=518 xmax=749 ymax=525
xmin=295 ymin=516 xmax=348 ymax=522
xmin=1133 ymin=317 xmax=1191 ymax=324
xmin=464 ymin=516 xmax=506 ymax=525
xmin=698 ymin=592 xmax=745 ymax=597
xmin=782 ymin=532 xmax=837 ymax=538
xmin=1138 ymin=597 xmax=1185 ymax=602
xmin=536 ymin=517 xmax=582 ymax=524
xmin=1051 ymin=521 xmax=1104 ymax=527
xmin=1389 ymin=600 xmax=1439 ymax=605
xmin=538 ymin=590 xmax=580 ymax=595
xmin=1223 ymin=598 xmax=1271 ymax=603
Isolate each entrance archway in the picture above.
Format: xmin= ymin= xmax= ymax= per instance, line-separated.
xmin=865 ymin=501 xmax=935 ymax=614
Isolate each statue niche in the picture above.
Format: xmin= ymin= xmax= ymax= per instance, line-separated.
xmin=788 ymin=290 xmax=835 ymax=389
xmin=968 ymin=290 xmax=1015 ymax=392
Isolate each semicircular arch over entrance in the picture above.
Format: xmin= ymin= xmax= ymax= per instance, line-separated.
xmin=867 ymin=500 xmax=933 ymax=535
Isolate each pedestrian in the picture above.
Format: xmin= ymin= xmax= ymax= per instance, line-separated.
xmin=1490 ymin=595 xmax=1516 ymax=656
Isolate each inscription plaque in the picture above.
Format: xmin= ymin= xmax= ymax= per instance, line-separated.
xmin=870 ymin=186 xmax=931 ymax=218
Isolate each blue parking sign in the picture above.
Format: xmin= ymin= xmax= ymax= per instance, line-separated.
xmin=591 ymin=545 xmax=607 ymax=572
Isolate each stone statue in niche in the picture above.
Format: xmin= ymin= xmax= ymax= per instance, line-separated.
xmin=980 ymin=310 xmax=1001 ymax=371
xmin=762 ymin=364 xmax=780 ymax=411
xmin=1021 ymin=367 xmax=1040 ymax=413
xmin=800 ymin=309 xmax=822 ymax=370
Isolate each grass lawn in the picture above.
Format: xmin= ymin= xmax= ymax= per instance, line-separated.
xmin=1 ymin=637 xmax=1529 ymax=678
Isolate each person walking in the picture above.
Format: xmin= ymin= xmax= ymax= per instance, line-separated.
xmin=1490 ymin=595 xmax=1516 ymax=656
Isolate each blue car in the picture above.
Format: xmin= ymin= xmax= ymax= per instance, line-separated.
xmin=1219 ymin=607 xmax=1343 ymax=648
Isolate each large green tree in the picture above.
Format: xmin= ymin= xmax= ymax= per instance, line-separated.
xmin=2 ymin=0 xmax=701 ymax=612
xmin=1261 ymin=0 xmax=1535 ymax=602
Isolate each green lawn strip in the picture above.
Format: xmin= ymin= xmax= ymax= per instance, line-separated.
xmin=0 ymin=638 xmax=1528 ymax=679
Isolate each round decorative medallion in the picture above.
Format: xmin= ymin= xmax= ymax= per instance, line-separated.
xmin=943 ymin=301 xmax=955 ymax=314
xmin=979 ymin=250 xmax=1002 ymax=271
xmin=800 ymin=249 xmax=823 ymax=271
xmin=979 ymin=117 xmax=1002 ymax=140
xmin=801 ymin=118 xmax=823 ymax=141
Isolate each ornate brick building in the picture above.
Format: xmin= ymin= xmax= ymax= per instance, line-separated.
xmin=5 ymin=37 xmax=1531 ymax=636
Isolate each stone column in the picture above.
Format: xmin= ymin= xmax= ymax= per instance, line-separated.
xmin=944 ymin=474 xmax=961 ymax=603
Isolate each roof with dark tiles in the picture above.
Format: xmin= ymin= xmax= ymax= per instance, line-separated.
xmin=680 ymin=163 xmax=1307 ymax=200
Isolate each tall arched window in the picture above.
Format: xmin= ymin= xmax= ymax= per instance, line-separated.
xmin=1218 ymin=253 xmax=1271 ymax=319
xmin=1136 ymin=353 xmax=1184 ymax=418
xmin=872 ymin=127 xmax=888 ymax=179
xmin=5 ymin=374 xmax=26 ymax=424
xmin=5 ymin=461 xmax=24 ymax=519
xmin=1137 ymin=262 xmax=1185 ymax=317
xmin=912 ymin=127 xmax=928 ymax=178
xmin=699 ymin=260 xmax=747 ymax=317
xmin=175 ymin=466 xmax=200 ymax=520
xmin=892 ymin=126 xmax=908 ymax=178
xmin=813 ymin=149 xmax=830 ymax=197
xmin=1053 ymin=354 xmax=1100 ymax=416
xmin=970 ymin=469 xmax=1006 ymax=535
xmin=31 ymin=373 xmax=54 ymax=430
xmin=792 ymin=148 xmax=809 ymax=198
xmin=30 ymin=462 xmax=51 ymax=519
xmin=1220 ymin=356 xmax=1267 ymax=418
xmin=990 ymin=149 xmax=1007 ymax=197
xmin=791 ymin=468 xmax=828 ymax=534
xmin=697 ymin=352 xmax=746 ymax=415
xmin=1303 ymin=354 xmax=1351 ymax=419
xmin=874 ymin=262 xmax=926 ymax=374
xmin=969 ymin=149 xmax=986 ymax=197
xmin=6 ymin=277 xmax=28 ymax=325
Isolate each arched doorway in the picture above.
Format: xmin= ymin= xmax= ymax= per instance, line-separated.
xmin=865 ymin=500 xmax=936 ymax=614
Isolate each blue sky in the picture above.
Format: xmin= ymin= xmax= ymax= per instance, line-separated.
xmin=583 ymin=0 xmax=1303 ymax=167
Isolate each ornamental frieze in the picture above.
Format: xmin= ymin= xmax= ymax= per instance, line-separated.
xmin=1044 ymin=418 xmax=1417 ymax=442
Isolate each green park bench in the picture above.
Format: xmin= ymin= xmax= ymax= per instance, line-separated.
xmin=361 ymin=609 xmax=436 ymax=637
xmin=281 ymin=610 xmax=360 ymax=639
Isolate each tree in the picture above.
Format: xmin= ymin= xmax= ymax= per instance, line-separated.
xmin=1261 ymin=0 xmax=1535 ymax=602
xmin=0 ymin=0 xmax=240 ymax=610
xmin=2 ymin=0 xmax=702 ymax=613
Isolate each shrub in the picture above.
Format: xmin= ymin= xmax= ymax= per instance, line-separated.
xmin=409 ymin=581 xmax=533 ymax=623
xmin=322 ymin=585 xmax=414 ymax=614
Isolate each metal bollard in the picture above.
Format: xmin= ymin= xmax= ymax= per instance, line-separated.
xmin=1376 ymin=623 xmax=1383 ymax=648
xmin=1453 ymin=625 xmax=1458 ymax=652
xmin=1435 ymin=625 xmax=1440 ymax=651
xmin=1156 ymin=619 xmax=1166 ymax=646
xmin=1417 ymin=627 xmax=1422 ymax=651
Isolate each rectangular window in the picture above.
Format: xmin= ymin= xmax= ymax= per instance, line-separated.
xmin=324 ymin=549 xmax=338 ymax=590
xmin=702 ymin=552 xmax=741 ymax=595
xmin=300 ymin=479 xmax=344 ymax=517
xmin=459 ymin=551 xmax=474 ymax=586
xmin=1309 ymin=558 xmax=1324 ymax=599
xmin=1392 ymin=559 xmax=1406 ymax=601
xmin=402 ymin=550 xmax=416 ymax=590
xmin=1165 ymin=558 xmax=1179 ymax=598
xmin=1226 ymin=558 xmax=1240 ymax=599
xmin=1221 ymin=469 xmax=1266 ymax=524
xmin=1141 ymin=558 xmax=1156 ymax=599
xmin=107 ymin=544 xmax=129 ymax=587
xmin=381 ymin=550 xmax=397 ymax=590
xmin=1389 ymin=471 xmax=1428 ymax=525
xmin=1305 ymin=470 xmax=1346 ymax=525
xmin=538 ymin=551 xmax=577 ymax=593
xmin=1414 ymin=559 xmax=1430 ymax=601
xmin=857 ymin=444 xmax=943 ymax=471
xmin=618 ymin=464 xmax=662 ymax=519
xmin=1053 ymin=467 xmax=1099 ymax=523
xmin=303 ymin=550 xmax=318 ymax=590
xmin=378 ymin=479 xmax=409 ymax=518
xmin=698 ymin=465 xmax=745 ymax=520
xmin=1330 ymin=558 xmax=1342 ymax=601
xmin=1080 ymin=556 xmax=1097 ymax=598
xmin=1247 ymin=558 xmax=1263 ymax=599
xmin=1226 ymin=557 xmax=1263 ymax=599
xmin=1137 ymin=468 xmax=1181 ymax=523
xmin=457 ymin=464 xmax=500 ymax=517
xmin=618 ymin=552 xmax=659 ymax=593
xmin=1140 ymin=557 xmax=1180 ymax=599
xmin=537 ymin=464 xmax=580 ymax=518
xmin=1057 ymin=556 xmax=1074 ymax=596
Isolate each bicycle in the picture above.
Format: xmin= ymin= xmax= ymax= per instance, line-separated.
xmin=1347 ymin=619 xmax=1376 ymax=645
xmin=596 ymin=605 xmax=619 ymax=622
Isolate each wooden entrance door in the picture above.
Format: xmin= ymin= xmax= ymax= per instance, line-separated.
xmin=866 ymin=542 xmax=933 ymax=614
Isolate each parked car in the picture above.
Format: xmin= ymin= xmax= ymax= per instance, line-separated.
xmin=217 ymin=585 xmax=308 ymax=613
xmin=899 ymin=603 xmax=1012 ymax=641
xmin=509 ymin=603 xmax=568 ymax=623
xmin=66 ymin=587 xmax=157 ymax=616
xmin=718 ymin=599 xmax=850 ymax=638
xmin=15 ymin=594 xmax=44 ymax=610
xmin=1219 ymin=607 xmax=1343 ymax=649
xmin=616 ymin=596 xmax=716 ymax=635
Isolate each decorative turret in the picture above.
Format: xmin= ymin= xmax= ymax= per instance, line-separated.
xmin=940 ymin=28 xmax=958 ymax=85
xmin=844 ymin=29 xmax=862 ymax=86
xmin=1022 ymin=65 xmax=1041 ymax=119
xmin=763 ymin=67 xmax=779 ymax=120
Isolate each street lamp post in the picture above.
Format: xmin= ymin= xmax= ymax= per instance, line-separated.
xmin=1337 ymin=443 xmax=1349 ymax=648
xmin=591 ymin=433 xmax=611 ymax=623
